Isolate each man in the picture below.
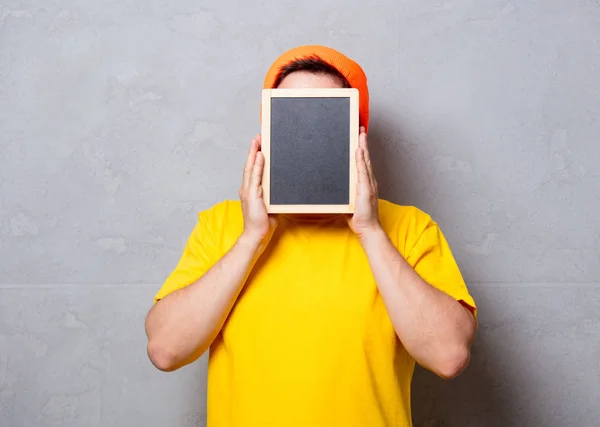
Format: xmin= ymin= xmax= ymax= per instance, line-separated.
xmin=145 ymin=45 xmax=477 ymax=427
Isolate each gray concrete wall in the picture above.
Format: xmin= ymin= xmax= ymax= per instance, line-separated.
xmin=1 ymin=0 xmax=599 ymax=426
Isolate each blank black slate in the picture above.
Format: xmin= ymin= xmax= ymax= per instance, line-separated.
xmin=270 ymin=97 xmax=350 ymax=205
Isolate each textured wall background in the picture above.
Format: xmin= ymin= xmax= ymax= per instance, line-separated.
xmin=1 ymin=0 xmax=599 ymax=426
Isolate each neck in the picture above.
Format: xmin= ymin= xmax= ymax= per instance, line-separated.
xmin=282 ymin=213 xmax=345 ymax=223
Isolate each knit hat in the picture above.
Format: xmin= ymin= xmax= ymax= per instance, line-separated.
xmin=263 ymin=45 xmax=370 ymax=131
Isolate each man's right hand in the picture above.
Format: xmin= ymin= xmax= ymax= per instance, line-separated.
xmin=146 ymin=135 xmax=279 ymax=372
xmin=238 ymin=135 xmax=277 ymax=247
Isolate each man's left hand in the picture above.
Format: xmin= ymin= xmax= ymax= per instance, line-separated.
xmin=346 ymin=127 xmax=382 ymax=240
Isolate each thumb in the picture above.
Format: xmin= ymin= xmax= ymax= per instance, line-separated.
xmin=269 ymin=214 xmax=278 ymax=227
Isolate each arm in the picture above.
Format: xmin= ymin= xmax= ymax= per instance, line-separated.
xmin=145 ymin=135 xmax=276 ymax=372
xmin=347 ymin=127 xmax=476 ymax=379
xmin=145 ymin=233 xmax=265 ymax=371
xmin=358 ymin=228 xmax=476 ymax=378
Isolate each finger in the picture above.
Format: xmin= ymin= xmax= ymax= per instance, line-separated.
xmin=356 ymin=147 xmax=369 ymax=185
xmin=242 ymin=137 xmax=260 ymax=191
xmin=360 ymin=129 xmax=370 ymax=163
xmin=249 ymin=151 xmax=265 ymax=194
xmin=359 ymin=130 xmax=374 ymax=186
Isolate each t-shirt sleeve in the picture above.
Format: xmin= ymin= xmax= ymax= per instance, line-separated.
xmin=406 ymin=219 xmax=477 ymax=319
xmin=154 ymin=211 xmax=218 ymax=303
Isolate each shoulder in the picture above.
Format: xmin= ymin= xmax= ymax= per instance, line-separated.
xmin=378 ymin=198 xmax=434 ymax=233
xmin=377 ymin=199 xmax=435 ymax=254
xmin=199 ymin=199 xmax=242 ymax=221
xmin=198 ymin=199 xmax=243 ymax=242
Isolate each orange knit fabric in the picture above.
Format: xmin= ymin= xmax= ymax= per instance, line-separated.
xmin=263 ymin=45 xmax=370 ymax=131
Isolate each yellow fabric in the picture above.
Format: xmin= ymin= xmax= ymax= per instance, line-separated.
xmin=155 ymin=199 xmax=476 ymax=427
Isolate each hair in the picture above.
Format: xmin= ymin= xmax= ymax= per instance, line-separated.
xmin=273 ymin=56 xmax=352 ymax=88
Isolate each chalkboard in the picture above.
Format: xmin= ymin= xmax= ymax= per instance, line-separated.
xmin=261 ymin=88 xmax=359 ymax=214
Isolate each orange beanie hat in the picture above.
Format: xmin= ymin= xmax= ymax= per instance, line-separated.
xmin=263 ymin=45 xmax=370 ymax=131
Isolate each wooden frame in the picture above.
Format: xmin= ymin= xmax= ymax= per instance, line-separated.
xmin=261 ymin=88 xmax=359 ymax=214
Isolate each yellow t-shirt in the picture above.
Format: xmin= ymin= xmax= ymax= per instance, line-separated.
xmin=154 ymin=199 xmax=476 ymax=427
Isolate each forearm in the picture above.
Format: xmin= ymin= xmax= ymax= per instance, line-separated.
xmin=145 ymin=233 xmax=264 ymax=371
xmin=359 ymin=227 xmax=476 ymax=378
